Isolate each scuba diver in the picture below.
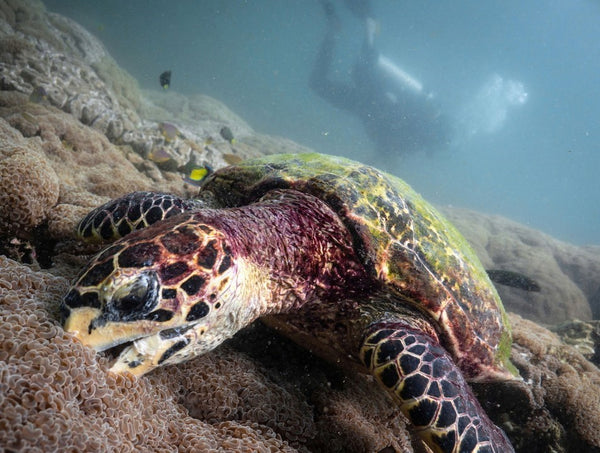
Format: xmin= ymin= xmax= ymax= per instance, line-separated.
xmin=310 ymin=0 xmax=452 ymax=156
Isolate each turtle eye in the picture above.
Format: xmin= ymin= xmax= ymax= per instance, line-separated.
xmin=111 ymin=272 xmax=159 ymax=319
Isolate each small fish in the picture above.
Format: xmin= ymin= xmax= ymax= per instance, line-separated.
xmin=486 ymin=269 xmax=541 ymax=292
xmin=147 ymin=147 xmax=178 ymax=171
xmin=223 ymin=153 xmax=243 ymax=165
xmin=29 ymin=86 xmax=48 ymax=103
xmin=159 ymin=70 xmax=171 ymax=90
xmin=22 ymin=112 xmax=37 ymax=123
xmin=219 ymin=126 xmax=236 ymax=144
xmin=183 ymin=165 xmax=213 ymax=186
xmin=147 ymin=147 xmax=173 ymax=164
xmin=158 ymin=122 xmax=180 ymax=142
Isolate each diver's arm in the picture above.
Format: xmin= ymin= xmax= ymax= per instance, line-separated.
xmin=344 ymin=0 xmax=376 ymax=48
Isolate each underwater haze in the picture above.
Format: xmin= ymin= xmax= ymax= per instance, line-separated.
xmin=45 ymin=0 xmax=600 ymax=245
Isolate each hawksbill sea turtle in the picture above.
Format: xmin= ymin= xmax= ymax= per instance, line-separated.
xmin=61 ymin=152 xmax=518 ymax=452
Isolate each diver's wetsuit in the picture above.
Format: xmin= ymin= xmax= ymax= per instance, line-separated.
xmin=309 ymin=0 xmax=450 ymax=156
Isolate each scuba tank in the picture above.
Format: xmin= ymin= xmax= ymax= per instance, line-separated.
xmin=376 ymin=54 xmax=424 ymax=95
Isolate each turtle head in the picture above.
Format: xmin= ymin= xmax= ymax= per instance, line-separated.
xmin=61 ymin=215 xmax=253 ymax=376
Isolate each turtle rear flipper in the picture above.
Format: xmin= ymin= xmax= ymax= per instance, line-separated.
xmin=360 ymin=322 xmax=514 ymax=453
xmin=77 ymin=191 xmax=200 ymax=243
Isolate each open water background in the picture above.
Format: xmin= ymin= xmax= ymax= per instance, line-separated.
xmin=45 ymin=0 xmax=600 ymax=245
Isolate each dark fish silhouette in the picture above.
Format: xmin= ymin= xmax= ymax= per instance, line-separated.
xmin=219 ymin=126 xmax=235 ymax=144
xmin=29 ymin=86 xmax=48 ymax=103
xmin=486 ymin=269 xmax=541 ymax=292
xmin=159 ymin=70 xmax=171 ymax=89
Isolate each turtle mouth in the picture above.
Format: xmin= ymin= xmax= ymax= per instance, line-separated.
xmin=63 ymin=297 xmax=197 ymax=376
xmin=99 ymin=334 xmax=154 ymax=374
xmin=102 ymin=340 xmax=132 ymax=362
xmin=101 ymin=323 xmax=199 ymax=376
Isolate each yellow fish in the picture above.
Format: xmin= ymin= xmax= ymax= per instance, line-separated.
xmin=183 ymin=165 xmax=213 ymax=186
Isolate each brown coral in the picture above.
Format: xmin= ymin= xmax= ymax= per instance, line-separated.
xmin=0 ymin=135 xmax=59 ymax=237
xmin=509 ymin=314 xmax=600 ymax=449
xmin=0 ymin=97 xmax=195 ymax=246
xmin=5 ymin=248 xmax=599 ymax=452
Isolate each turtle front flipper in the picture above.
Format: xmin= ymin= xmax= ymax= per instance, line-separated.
xmin=77 ymin=191 xmax=200 ymax=243
xmin=360 ymin=322 xmax=514 ymax=453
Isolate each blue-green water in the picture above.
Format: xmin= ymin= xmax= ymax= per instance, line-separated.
xmin=45 ymin=0 xmax=600 ymax=245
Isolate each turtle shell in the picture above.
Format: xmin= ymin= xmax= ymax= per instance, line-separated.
xmin=201 ymin=152 xmax=515 ymax=382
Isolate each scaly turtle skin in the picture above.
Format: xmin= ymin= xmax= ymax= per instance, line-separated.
xmin=62 ymin=153 xmax=517 ymax=452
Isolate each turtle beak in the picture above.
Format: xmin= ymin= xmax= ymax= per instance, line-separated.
xmin=63 ymin=306 xmax=103 ymax=347
xmin=61 ymin=288 xmax=115 ymax=350
xmin=62 ymin=306 xmax=150 ymax=352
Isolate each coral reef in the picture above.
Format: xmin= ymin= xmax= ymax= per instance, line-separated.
xmin=0 ymin=1 xmax=599 ymax=452
xmin=506 ymin=314 xmax=600 ymax=451
xmin=551 ymin=319 xmax=600 ymax=365
xmin=0 ymin=0 xmax=140 ymax=140
xmin=0 ymin=0 xmax=307 ymax=184
xmin=0 ymin=95 xmax=191 ymax=250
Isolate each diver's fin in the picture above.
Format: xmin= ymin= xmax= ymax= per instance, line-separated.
xmin=343 ymin=0 xmax=373 ymax=20
xmin=486 ymin=269 xmax=541 ymax=292
xmin=319 ymin=0 xmax=340 ymax=29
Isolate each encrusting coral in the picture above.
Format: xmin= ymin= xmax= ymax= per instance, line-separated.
xmin=0 ymin=94 xmax=194 ymax=247
xmin=0 ymin=122 xmax=59 ymax=237
xmin=508 ymin=314 xmax=600 ymax=449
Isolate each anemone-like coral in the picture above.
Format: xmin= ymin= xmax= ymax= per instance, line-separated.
xmin=0 ymin=121 xmax=59 ymax=237
xmin=0 ymin=255 xmax=296 ymax=452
